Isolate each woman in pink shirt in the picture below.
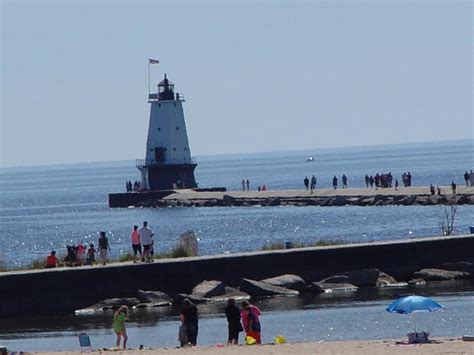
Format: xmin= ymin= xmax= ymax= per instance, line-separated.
xmin=131 ymin=225 xmax=142 ymax=263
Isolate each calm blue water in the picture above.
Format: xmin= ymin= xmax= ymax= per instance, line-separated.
xmin=0 ymin=140 xmax=473 ymax=269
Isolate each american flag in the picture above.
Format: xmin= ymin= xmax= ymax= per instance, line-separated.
xmin=149 ymin=58 xmax=160 ymax=64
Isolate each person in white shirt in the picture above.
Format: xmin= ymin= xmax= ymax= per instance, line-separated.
xmin=138 ymin=221 xmax=154 ymax=262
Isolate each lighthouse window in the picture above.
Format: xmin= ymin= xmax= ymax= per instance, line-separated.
xmin=176 ymin=127 xmax=179 ymax=130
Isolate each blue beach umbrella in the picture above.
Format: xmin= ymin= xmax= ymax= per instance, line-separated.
xmin=386 ymin=295 xmax=445 ymax=332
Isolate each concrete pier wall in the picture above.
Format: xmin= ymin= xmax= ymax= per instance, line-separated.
xmin=1 ymin=235 xmax=473 ymax=318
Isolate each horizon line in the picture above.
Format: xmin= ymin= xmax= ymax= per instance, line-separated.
xmin=1 ymin=138 xmax=472 ymax=170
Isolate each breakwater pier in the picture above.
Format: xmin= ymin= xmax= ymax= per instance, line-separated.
xmin=109 ymin=186 xmax=474 ymax=208
xmin=1 ymin=234 xmax=473 ymax=318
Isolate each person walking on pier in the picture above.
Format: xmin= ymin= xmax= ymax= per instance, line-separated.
xmin=465 ymin=171 xmax=470 ymax=187
xmin=369 ymin=175 xmax=374 ymax=188
xmin=303 ymin=176 xmax=309 ymax=190
xmin=131 ymin=225 xmax=142 ymax=263
xmin=451 ymin=181 xmax=457 ymax=194
xmin=310 ymin=175 xmax=317 ymax=194
xmin=246 ymin=179 xmax=250 ymax=191
xmin=139 ymin=221 xmax=154 ymax=263
xmin=242 ymin=179 xmax=246 ymax=192
xmin=98 ymin=231 xmax=111 ymax=266
xmin=365 ymin=174 xmax=369 ymax=188
xmin=342 ymin=174 xmax=348 ymax=188
xmin=332 ymin=176 xmax=338 ymax=189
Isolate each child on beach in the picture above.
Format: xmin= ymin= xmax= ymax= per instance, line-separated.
xmin=85 ymin=243 xmax=96 ymax=266
xmin=113 ymin=305 xmax=129 ymax=349
xmin=241 ymin=300 xmax=262 ymax=344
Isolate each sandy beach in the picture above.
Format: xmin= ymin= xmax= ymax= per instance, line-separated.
xmin=29 ymin=338 xmax=474 ymax=355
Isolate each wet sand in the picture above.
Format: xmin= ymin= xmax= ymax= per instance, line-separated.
xmin=30 ymin=338 xmax=474 ymax=355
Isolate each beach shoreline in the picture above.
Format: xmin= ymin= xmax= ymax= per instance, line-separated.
xmin=27 ymin=337 xmax=474 ymax=354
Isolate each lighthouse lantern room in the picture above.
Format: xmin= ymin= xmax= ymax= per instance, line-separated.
xmin=137 ymin=73 xmax=197 ymax=190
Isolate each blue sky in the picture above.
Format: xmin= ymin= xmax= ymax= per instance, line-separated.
xmin=1 ymin=1 xmax=472 ymax=167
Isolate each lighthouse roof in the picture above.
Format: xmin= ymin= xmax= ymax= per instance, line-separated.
xmin=158 ymin=74 xmax=174 ymax=86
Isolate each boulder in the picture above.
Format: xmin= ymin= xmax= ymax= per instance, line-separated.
xmin=192 ymin=280 xmax=226 ymax=298
xmin=240 ymin=278 xmax=299 ymax=297
xmin=268 ymin=198 xmax=282 ymax=206
xmin=358 ymin=197 xmax=375 ymax=206
xmin=346 ymin=269 xmax=380 ymax=287
xmin=90 ymin=297 xmax=140 ymax=311
xmin=401 ymin=195 xmax=417 ymax=206
xmin=375 ymin=271 xmax=399 ymax=287
xmin=413 ymin=268 xmax=471 ymax=281
xmin=177 ymin=230 xmax=199 ymax=256
xmin=137 ymin=290 xmax=173 ymax=304
xmin=223 ymin=195 xmax=236 ymax=203
xmin=333 ymin=196 xmax=348 ymax=206
xmin=309 ymin=282 xmax=358 ymax=293
xmin=261 ymin=274 xmax=306 ymax=291
xmin=440 ymin=262 xmax=474 ymax=274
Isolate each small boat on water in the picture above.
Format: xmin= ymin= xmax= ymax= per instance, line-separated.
xmin=307 ymin=156 xmax=314 ymax=162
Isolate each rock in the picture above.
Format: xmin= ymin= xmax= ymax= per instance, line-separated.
xmin=333 ymin=196 xmax=348 ymax=206
xmin=91 ymin=297 xmax=140 ymax=311
xmin=177 ymin=230 xmax=199 ymax=256
xmin=440 ymin=262 xmax=474 ymax=274
xmin=375 ymin=271 xmax=398 ymax=287
xmin=319 ymin=198 xmax=333 ymax=207
xmin=261 ymin=274 xmax=306 ymax=291
xmin=209 ymin=287 xmax=250 ymax=302
xmin=309 ymin=282 xmax=358 ymax=293
xmin=240 ymin=278 xmax=299 ymax=297
xmin=359 ymin=197 xmax=375 ymax=206
xmin=408 ymin=278 xmax=426 ymax=286
xmin=137 ymin=290 xmax=173 ymax=304
xmin=346 ymin=269 xmax=380 ymax=287
xmin=413 ymin=268 xmax=471 ymax=281
xmin=223 ymin=195 xmax=236 ymax=203
xmin=268 ymin=198 xmax=282 ymax=206
xmin=401 ymin=195 xmax=417 ymax=206
xmin=192 ymin=280 xmax=226 ymax=298
xmin=134 ymin=301 xmax=172 ymax=309
xmin=374 ymin=195 xmax=387 ymax=203
xmin=319 ymin=275 xmax=351 ymax=284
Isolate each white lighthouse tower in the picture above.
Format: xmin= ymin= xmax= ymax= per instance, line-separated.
xmin=137 ymin=73 xmax=197 ymax=190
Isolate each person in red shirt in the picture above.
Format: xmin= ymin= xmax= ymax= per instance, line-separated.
xmin=46 ymin=250 xmax=59 ymax=268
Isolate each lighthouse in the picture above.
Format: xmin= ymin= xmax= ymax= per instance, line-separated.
xmin=137 ymin=74 xmax=197 ymax=190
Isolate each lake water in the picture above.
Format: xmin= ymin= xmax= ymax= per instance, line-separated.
xmin=0 ymin=139 xmax=473 ymax=269
xmin=1 ymin=283 xmax=473 ymax=351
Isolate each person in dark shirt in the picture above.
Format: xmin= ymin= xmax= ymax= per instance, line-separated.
xmin=225 ymin=298 xmax=243 ymax=345
xmin=180 ymin=299 xmax=198 ymax=346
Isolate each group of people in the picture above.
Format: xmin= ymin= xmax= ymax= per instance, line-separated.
xmin=364 ymin=173 xmax=396 ymax=189
xmin=241 ymin=179 xmax=250 ymax=191
xmin=125 ymin=180 xmax=142 ymax=192
xmin=45 ymin=221 xmax=156 ymax=268
xmin=303 ymin=174 xmax=348 ymax=191
xmin=113 ymin=299 xmax=262 ymax=350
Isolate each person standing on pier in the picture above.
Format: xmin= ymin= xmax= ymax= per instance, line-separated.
xmin=332 ymin=176 xmax=338 ymax=189
xmin=242 ymin=179 xmax=246 ymax=192
xmin=139 ymin=221 xmax=154 ymax=263
xmin=365 ymin=174 xmax=369 ymax=188
xmin=310 ymin=175 xmax=317 ymax=194
xmin=451 ymin=181 xmax=457 ymax=194
xmin=342 ymin=174 xmax=348 ymax=188
xmin=464 ymin=171 xmax=470 ymax=187
xmin=98 ymin=232 xmax=111 ymax=266
xmin=246 ymin=179 xmax=250 ymax=191
xmin=304 ymin=176 xmax=309 ymax=190
xmin=131 ymin=225 xmax=142 ymax=263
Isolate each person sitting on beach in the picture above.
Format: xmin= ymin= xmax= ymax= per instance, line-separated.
xmin=85 ymin=243 xmax=96 ymax=266
xmin=241 ymin=300 xmax=261 ymax=344
xmin=45 ymin=251 xmax=59 ymax=268
xmin=113 ymin=305 xmax=129 ymax=349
